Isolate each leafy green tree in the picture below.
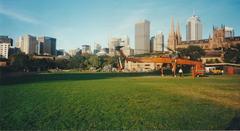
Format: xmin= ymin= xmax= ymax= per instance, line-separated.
xmin=224 ymin=44 xmax=240 ymax=64
xmin=9 ymin=53 xmax=31 ymax=71
xmin=55 ymin=59 xmax=69 ymax=69
xmin=88 ymin=55 xmax=99 ymax=68
xmin=177 ymin=45 xmax=205 ymax=60
xmin=98 ymin=55 xmax=110 ymax=68
xmin=68 ymin=55 xmax=86 ymax=69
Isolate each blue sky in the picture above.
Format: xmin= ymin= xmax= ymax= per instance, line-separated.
xmin=0 ymin=0 xmax=240 ymax=51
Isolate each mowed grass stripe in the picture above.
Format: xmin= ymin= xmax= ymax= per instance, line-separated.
xmin=132 ymin=76 xmax=240 ymax=109
xmin=0 ymin=73 xmax=239 ymax=129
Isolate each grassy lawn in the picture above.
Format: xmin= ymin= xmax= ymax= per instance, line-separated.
xmin=0 ymin=73 xmax=240 ymax=130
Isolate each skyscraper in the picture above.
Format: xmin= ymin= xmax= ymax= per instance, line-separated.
xmin=153 ymin=32 xmax=164 ymax=52
xmin=17 ymin=35 xmax=38 ymax=55
xmin=186 ymin=14 xmax=202 ymax=41
xmin=135 ymin=20 xmax=150 ymax=55
xmin=37 ymin=36 xmax=56 ymax=56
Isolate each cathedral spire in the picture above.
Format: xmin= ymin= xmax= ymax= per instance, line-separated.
xmin=176 ymin=21 xmax=182 ymax=44
xmin=168 ymin=17 xmax=176 ymax=51
xmin=176 ymin=21 xmax=180 ymax=36
xmin=170 ymin=16 xmax=175 ymax=35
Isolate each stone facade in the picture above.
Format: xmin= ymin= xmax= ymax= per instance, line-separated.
xmin=168 ymin=24 xmax=240 ymax=51
xmin=168 ymin=17 xmax=182 ymax=51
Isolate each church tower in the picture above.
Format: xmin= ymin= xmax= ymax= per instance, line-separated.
xmin=176 ymin=21 xmax=182 ymax=44
xmin=168 ymin=17 xmax=182 ymax=51
xmin=168 ymin=17 xmax=176 ymax=51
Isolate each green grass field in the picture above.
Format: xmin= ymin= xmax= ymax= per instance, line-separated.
xmin=0 ymin=73 xmax=240 ymax=130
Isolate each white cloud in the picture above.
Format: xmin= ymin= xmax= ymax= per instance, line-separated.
xmin=0 ymin=5 xmax=39 ymax=24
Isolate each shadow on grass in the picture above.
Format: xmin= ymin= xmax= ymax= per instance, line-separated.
xmin=0 ymin=72 xmax=161 ymax=86
xmin=226 ymin=113 xmax=240 ymax=130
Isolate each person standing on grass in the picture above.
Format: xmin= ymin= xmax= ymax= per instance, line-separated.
xmin=179 ymin=68 xmax=183 ymax=77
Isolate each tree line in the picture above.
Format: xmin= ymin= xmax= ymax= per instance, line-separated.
xmin=1 ymin=54 xmax=120 ymax=73
xmin=1 ymin=45 xmax=239 ymax=73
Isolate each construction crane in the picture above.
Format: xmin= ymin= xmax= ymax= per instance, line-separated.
xmin=115 ymin=46 xmax=205 ymax=78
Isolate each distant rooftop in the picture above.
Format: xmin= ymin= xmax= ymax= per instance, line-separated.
xmin=136 ymin=19 xmax=150 ymax=24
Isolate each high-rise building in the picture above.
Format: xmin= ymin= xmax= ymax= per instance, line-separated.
xmin=0 ymin=43 xmax=10 ymax=59
xmin=135 ymin=20 xmax=150 ymax=54
xmin=17 ymin=35 xmax=38 ymax=55
xmin=186 ymin=14 xmax=202 ymax=41
xmin=224 ymin=26 xmax=234 ymax=37
xmin=153 ymin=32 xmax=164 ymax=52
xmin=150 ymin=36 xmax=155 ymax=53
xmin=37 ymin=36 xmax=56 ymax=56
xmin=0 ymin=36 xmax=13 ymax=59
xmin=0 ymin=36 xmax=13 ymax=46
xmin=82 ymin=45 xmax=91 ymax=54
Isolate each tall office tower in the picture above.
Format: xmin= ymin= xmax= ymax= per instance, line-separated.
xmin=186 ymin=14 xmax=202 ymax=41
xmin=17 ymin=35 xmax=38 ymax=55
xmin=224 ymin=26 xmax=234 ymax=37
xmin=135 ymin=20 xmax=150 ymax=54
xmin=82 ymin=45 xmax=91 ymax=54
xmin=108 ymin=37 xmax=121 ymax=56
xmin=154 ymin=32 xmax=164 ymax=52
xmin=37 ymin=36 xmax=57 ymax=56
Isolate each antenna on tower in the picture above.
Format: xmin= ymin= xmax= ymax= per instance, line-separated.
xmin=193 ymin=9 xmax=196 ymax=16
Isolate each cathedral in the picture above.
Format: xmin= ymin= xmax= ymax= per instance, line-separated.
xmin=168 ymin=18 xmax=240 ymax=51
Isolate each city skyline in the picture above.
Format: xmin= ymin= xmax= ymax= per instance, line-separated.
xmin=0 ymin=0 xmax=240 ymax=51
